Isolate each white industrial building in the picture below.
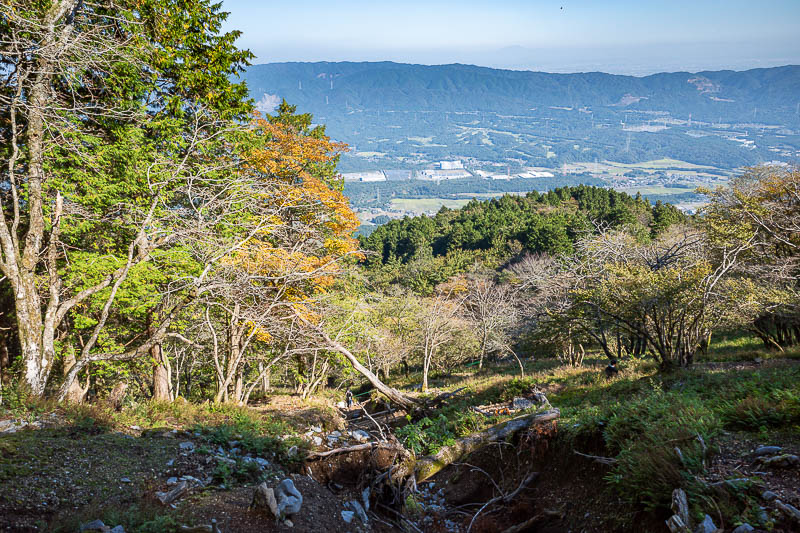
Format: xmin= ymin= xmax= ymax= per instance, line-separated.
xmin=342 ymin=171 xmax=387 ymax=182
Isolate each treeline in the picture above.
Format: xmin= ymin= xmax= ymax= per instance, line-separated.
xmin=343 ymin=175 xmax=607 ymax=209
xmin=350 ymin=168 xmax=799 ymax=380
xmin=359 ymin=185 xmax=684 ymax=292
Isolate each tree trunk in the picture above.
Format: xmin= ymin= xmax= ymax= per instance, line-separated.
xmin=306 ymin=319 xmax=418 ymax=411
xmin=415 ymin=409 xmax=560 ymax=482
xmin=63 ymin=350 xmax=89 ymax=404
xmin=149 ymin=314 xmax=172 ymax=402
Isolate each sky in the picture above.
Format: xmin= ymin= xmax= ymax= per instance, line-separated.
xmin=220 ymin=0 xmax=800 ymax=75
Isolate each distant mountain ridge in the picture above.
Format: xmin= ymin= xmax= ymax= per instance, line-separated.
xmin=242 ymin=62 xmax=800 ymax=124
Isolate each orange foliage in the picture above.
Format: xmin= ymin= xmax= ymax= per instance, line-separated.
xmin=223 ymin=118 xmax=362 ymax=320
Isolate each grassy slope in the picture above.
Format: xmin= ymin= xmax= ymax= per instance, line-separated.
xmin=392 ymin=333 xmax=800 ymax=530
xmin=1 ymin=333 xmax=798 ymax=531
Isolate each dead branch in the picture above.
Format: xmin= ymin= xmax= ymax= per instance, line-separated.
xmin=573 ymin=450 xmax=618 ymax=465
xmin=467 ymin=472 xmax=539 ymax=533
xmin=305 ymin=442 xmax=406 ymax=459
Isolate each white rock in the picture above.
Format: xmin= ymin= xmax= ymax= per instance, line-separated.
xmin=351 ymin=429 xmax=370 ymax=443
xmin=341 ymin=510 xmax=354 ymax=523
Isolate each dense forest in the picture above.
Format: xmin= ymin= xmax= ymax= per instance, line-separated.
xmin=1 ymin=2 xmax=799 ymax=532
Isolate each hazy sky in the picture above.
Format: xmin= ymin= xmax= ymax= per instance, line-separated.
xmin=221 ymin=0 xmax=800 ymax=74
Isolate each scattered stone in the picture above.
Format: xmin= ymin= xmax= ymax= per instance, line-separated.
xmin=178 ymin=522 xmax=215 ymax=533
xmin=330 ymin=430 xmax=342 ymax=438
xmin=110 ymin=527 xmax=125 ymax=533
xmin=283 ymin=519 xmax=293 ymax=528
xmin=752 ymin=446 xmax=782 ymax=457
xmin=311 ymin=425 xmax=322 ymax=433
xmin=0 ymin=419 xmax=26 ymax=434
xmin=156 ymin=481 xmax=188 ymax=505
xmin=762 ymin=490 xmax=779 ymax=501
xmin=166 ymin=459 xmax=175 ymax=467
xmin=362 ymin=487 xmax=371 ymax=511
xmin=129 ymin=425 xmax=141 ymax=431
xmin=732 ymin=524 xmax=754 ymax=533
xmin=341 ymin=510 xmax=354 ymax=523
xmin=759 ymin=454 xmax=799 ymax=469
xmin=216 ymin=456 xmax=236 ymax=466
xmin=80 ymin=520 xmax=107 ymax=532
xmin=275 ymin=479 xmax=303 ymax=515
xmin=251 ymin=483 xmax=280 ymax=518
xmin=694 ymin=514 xmax=717 ymax=533
xmin=512 ymin=397 xmax=535 ymax=410
xmin=351 ymin=429 xmax=370 ymax=443
xmin=346 ymin=500 xmax=368 ymax=524
xmin=180 ymin=475 xmax=204 ymax=487
xmin=179 ymin=441 xmax=195 ymax=451
xmin=287 ymin=446 xmax=298 ymax=458
xmin=120 ymin=477 xmax=131 ymax=483
xmin=312 ymin=436 xmax=323 ymax=446
xmin=775 ymin=500 xmax=800 ymax=522
xmin=167 ymin=477 xmax=178 ymax=486
xmin=255 ymin=457 xmax=270 ymax=467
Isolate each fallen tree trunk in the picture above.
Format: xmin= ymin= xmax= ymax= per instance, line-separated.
xmin=415 ymin=409 xmax=560 ymax=482
xmin=298 ymin=316 xmax=419 ymax=411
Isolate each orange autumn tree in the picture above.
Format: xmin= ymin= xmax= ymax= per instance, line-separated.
xmin=204 ymin=104 xmax=361 ymax=404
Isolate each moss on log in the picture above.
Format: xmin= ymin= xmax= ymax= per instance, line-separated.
xmin=414 ymin=408 xmax=560 ymax=482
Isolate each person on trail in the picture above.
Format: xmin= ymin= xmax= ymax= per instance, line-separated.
xmin=345 ymin=389 xmax=354 ymax=408
xmin=605 ymin=359 xmax=619 ymax=379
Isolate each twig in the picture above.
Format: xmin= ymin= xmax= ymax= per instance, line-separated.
xmin=573 ymin=450 xmax=618 ymax=465
xmin=377 ymin=503 xmax=424 ymax=533
xmin=306 ymin=442 xmax=403 ymax=459
xmin=357 ymin=401 xmax=387 ymax=441
xmin=466 ymin=472 xmax=539 ymax=533
xmin=500 ymin=515 xmax=541 ymax=533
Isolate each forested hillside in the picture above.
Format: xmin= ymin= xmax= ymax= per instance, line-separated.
xmin=1 ymin=2 xmax=799 ymax=533
xmin=243 ymin=62 xmax=800 ymax=124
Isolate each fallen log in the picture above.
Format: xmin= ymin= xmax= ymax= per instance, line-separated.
xmin=415 ymin=409 xmax=560 ymax=482
xmin=426 ymin=387 xmax=466 ymax=407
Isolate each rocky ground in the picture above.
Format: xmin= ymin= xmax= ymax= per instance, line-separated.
xmin=1 ymin=358 xmax=799 ymax=532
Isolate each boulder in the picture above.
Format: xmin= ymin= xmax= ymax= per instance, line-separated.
xmin=251 ymin=482 xmax=280 ymax=518
xmin=775 ymin=500 xmax=800 ymax=522
xmin=752 ymin=446 xmax=782 ymax=457
xmin=512 ymin=397 xmax=535 ymax=410
xmin=275 ymin=479 xmax=303 ymax=516
xmin=759 ymin=454 xmax=799 ymax=469
xmin=761 ymin=490 xmax=778 ymax=501
xmin=694 ymin=515 xmax=717 ymax=533
xmin=351 ymin=429 xmax=370 ymax=443
xmin=345 ymin=500 xmax=368 ymax=524
xmin=80 ymin=520 xmax=107 ymax=532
